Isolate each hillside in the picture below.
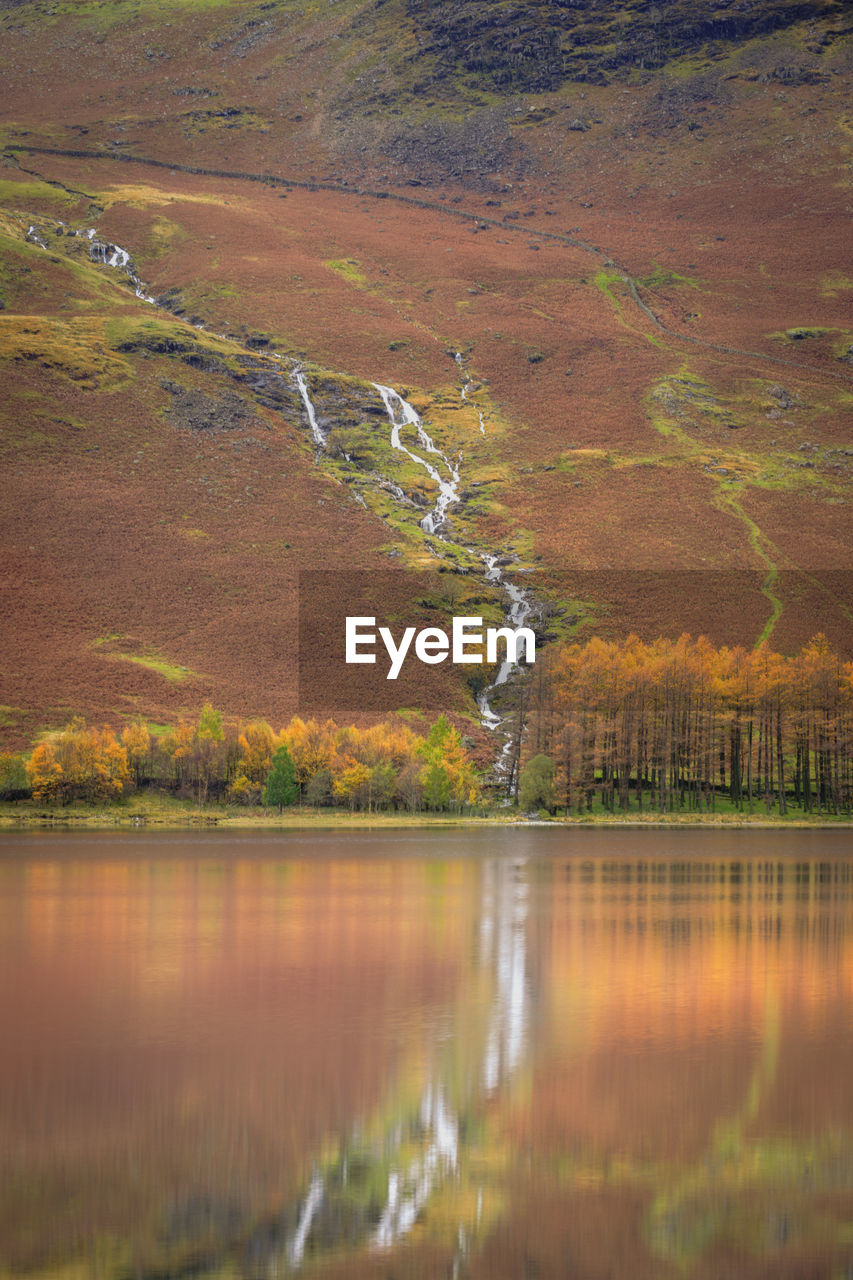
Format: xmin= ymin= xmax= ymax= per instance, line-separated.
xmin=0 ymin=0 xmax=851 ymax=751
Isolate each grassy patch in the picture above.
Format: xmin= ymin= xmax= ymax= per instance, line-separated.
xmin=92 ymin=637 xmax=201 ymax=683
xmin=144 ymin=215 xmax=189 ymax=259
xmin=0 ymin=706 xmax=28 ymax=729
xmin=0 ymin=315 xmax=134 ymax=390
xmin=325 ymin=258 xmax=368 ymax=288
xmin=820 ymin=272 xmax=853 ymax=298
xmin=714 ymin=485 xmax=783 ymax=646
xmin=769 ymin=325 xmax=838 ymax=343
xmin=638 ymin=262 xmax=701 ymax=290
xmin=43 ymin=0 xmax=239 ymax=29
xmin=0 ymin=178 xmax=76 ymax=208
xmin=117 ymin=654 xmax=199 ymax=682
xmin=1 ymin=792 xmax=847 ymax=831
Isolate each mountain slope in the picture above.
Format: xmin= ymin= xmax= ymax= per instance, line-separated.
xmin=0 ymin=0 xmax=850 ymax=747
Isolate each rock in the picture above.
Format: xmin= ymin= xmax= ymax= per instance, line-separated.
xmin=768 ymin=384 xmax=799 ymax=409
xmin=161 ymin=384 xmax=257 ymax=434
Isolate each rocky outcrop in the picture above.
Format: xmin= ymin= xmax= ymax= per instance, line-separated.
xmin=402 ymin=0 xmax=843 ymax=88
xmin=160 ymin=382 xmax=258 ymax=435
xmin=335 ymin=105 xmax=527 ymax=186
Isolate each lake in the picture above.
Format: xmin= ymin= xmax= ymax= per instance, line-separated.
xmin=1 ymin=826 xmax=851 ymax=1278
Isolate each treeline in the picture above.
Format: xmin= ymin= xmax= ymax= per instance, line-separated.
xmin=515 ymin=633 xmax=853 ymax=816
xmin=4 ymin=634 xmax=851 ymax=818
xmin=4 ymin=711 xmax=480 ymax=813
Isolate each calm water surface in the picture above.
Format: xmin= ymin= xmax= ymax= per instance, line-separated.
xmin=1 ymin=827 xmax=852 ymax=1278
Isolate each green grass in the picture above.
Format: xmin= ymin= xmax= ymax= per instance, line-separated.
xmin=0 ymin=314 xmax=135 ymax=391
xmin=45 ymin=0 xmax=240 ymax=26
xmin=0 ymin=706 xmax=28 ymax=729
xmin=638 ymin=262 xmax=701 ymax=290
xmin=0 ymin=178 xmax=76 ymax=207
xmin=117 ymin=654 xmax=199 ymax=682
xmin=92 ymin=637 xmax=201 ymax=683
xmin=0 ymin=792 xmax=847 ymax=831
xmin=717 ymin=487 xmax=783 ymax=646
xmin=769 ymin=325 xmax=839 ymax=343
xmin=594 ymin=268 xmax=663 ymax=346
xmin=324 ymin=258 xmax=368 ymax=288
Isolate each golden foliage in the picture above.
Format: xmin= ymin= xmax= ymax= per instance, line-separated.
xmin=26 ymin=719 xmax=129 ymax=804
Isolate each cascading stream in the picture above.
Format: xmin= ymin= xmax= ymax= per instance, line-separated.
xmin=292 ymin=369 xmax=326 ymax=448
xmin=456 ymin=350 xmax=486 ymax=435
xmin=476 ymin=555 xmax=534 ymax=750
xmin=369 ymin=383 xmax=531 ymax=757
xmin=373 ymin=383 xmax=460 ymax=536
xmin=20 ymin=212 xmax=532 ymax=751
xmin=26 ymin=224 xmax=48 ymax=250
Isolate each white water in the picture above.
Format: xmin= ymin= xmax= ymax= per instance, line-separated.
xmin=480 ymin=859 xmax=530 ymax=1094
xmin=26 ymin=225 xmax=48 ymax=250
xmin=456 ymin=351 xmax=486 ymax=434
xmin=371 ymin=382 xmax=532 ymax=759
xmin=484 ymin=555 xmax=533 ymax=688
xmin=373 ymin=384 xmax=460 ymax=536
xmin=293 ymin=369 xmax=326 ymax=448
xmin=286 ymin=1170 xmax=325 ymax=1268
xmin=455 ymin=350 xmax=470 ymax=402
xmin=83 ymin=228 xmax=156 ymax=302
xmin=475 ymin=554 xmax=534 ymax=756
xmin=91 ymin=242 xmax=130 ymax=270
xmin=24 ymin=216 xmax=156 ymax=301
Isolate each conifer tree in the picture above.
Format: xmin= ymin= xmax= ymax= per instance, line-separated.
xmin=263 ymin=744 xmax=298 ymax=813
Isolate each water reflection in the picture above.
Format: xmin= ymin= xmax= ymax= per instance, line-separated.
xmin=481 ymin=859 xmax=529 ymax=1094
xmin=371 ymin=1086 xmax=459 ymax=1249
xmin=283 ymin=854 xmax=531 ymax=1269
xmin=0 ymin=832 xmax=851 ymax=1278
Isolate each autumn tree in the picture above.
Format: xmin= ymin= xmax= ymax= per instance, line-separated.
xmin=26 ymin=720 xmax=129 ymax=805
xmin=332 ymin=760 xmax=372 ymax=811
xmin=418 ymin=716 xmax=480 ymax=811
xmin=541 ymin=632 xmax=852 ymax=817
xmin=229 ymin=719 xmax=275 ymax=804
xmin=283 ymin=717 xmax=338 ymax=801
xmin=121 ymin=722 xmax=151 ymax=789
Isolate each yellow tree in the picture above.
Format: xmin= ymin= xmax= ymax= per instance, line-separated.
xmin=26 ymin=721 xmax=128 ymax=804
xmin=121 ymin=721 xmax=151 ymax=790
xmin=283 ymin=717 xmax=338 ymax=799
xmin=332 ymin=760 xmax=371 ymax=811
xmin=162 ymin=718 xmax=194 ymax=791
xmin=26 ymin=740 xmax=64 ymax=804
xmin=229 ymin=719 xmax=275 ymax=804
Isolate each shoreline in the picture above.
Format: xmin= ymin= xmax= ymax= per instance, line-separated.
xmin=1 ymin=801 xmax=851 ymax=833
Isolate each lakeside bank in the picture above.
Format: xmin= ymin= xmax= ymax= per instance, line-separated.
xmin=1 ymin=796 xmax=850 ymax=832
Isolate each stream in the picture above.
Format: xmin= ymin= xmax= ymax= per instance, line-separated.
xmin=21 ymin=211 xmax=536 ymax=767
xmin=26 ymin=217 xmax=158 ymax=301
xmin=372 ymin=382 xmax=460 ymax=536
